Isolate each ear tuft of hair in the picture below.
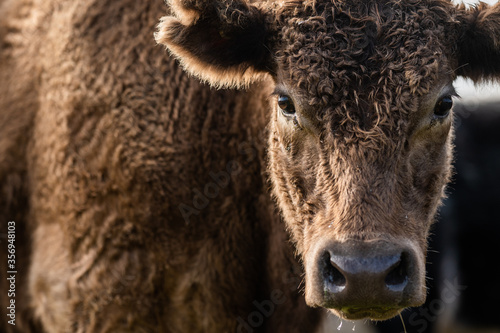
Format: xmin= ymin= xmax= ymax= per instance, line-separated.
xmin=167 ymin=0 xmax=202 ymax=26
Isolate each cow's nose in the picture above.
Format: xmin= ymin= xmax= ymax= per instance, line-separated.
xmin=308 ymin=240 xmax=424 ymax=320
xmin=324 ymin=250 xmax=410 ymax=293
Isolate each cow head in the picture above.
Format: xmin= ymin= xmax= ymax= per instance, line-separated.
xmin=156 ymin=0 xmax=500 ymax=320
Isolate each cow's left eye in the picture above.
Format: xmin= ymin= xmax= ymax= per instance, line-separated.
xmin=434 ymin=96 xmax=453 ymax=118
xmin=278 ymin=95 xmax=296 ymax=116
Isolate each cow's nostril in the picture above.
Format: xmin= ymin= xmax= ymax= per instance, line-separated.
xmin=385 ymin=253 xmax=409 ymax=292
xmin=323 ymin=253 xmax=346 ymax=292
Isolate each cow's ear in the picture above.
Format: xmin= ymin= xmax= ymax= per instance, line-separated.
xmin=155 ymin=0 xmax=272 ymax=88
xmin=453 ymin=2 xmax=500 ymax=82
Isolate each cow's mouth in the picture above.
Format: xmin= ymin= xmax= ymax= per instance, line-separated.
xmin=332 ymin=306 xmax=402 ymax=320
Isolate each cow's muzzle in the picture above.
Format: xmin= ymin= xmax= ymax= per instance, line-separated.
xmin=305 ymin=239 xmax=425 ymax=320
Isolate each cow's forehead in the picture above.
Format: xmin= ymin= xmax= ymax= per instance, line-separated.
xmin=273 ymin=0 xmax=452 ymax=105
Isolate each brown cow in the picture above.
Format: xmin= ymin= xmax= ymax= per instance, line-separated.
xmin=1 ymin=0 xmax=499 ymax=332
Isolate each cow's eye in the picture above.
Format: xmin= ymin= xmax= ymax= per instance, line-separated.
xmin=278 ymin=95 xmax=296 ymax=116
xmin=434 ymin=96 xmax=453 ymax=118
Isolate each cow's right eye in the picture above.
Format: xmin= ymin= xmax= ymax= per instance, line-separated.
xmin=278 ymin=95 xmax=296 ymax=116
xmin=433 ymin=95 xmax=453 ymax=118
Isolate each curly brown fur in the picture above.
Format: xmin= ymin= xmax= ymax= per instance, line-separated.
xmin=268 ymin=0 xmax=454 ymax=242
xmin=1 ymin=0 xmax=500 ymax=331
